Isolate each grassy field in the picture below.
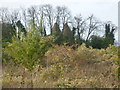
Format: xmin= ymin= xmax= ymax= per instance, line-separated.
xmin=2 ymin=44 xmax=119 ymax=88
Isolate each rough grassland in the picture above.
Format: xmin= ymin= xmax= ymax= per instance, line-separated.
xmin=2 ymin=44 xmax=119 ymax=88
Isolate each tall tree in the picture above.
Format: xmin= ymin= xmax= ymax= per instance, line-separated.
xmin=55 ymin=6 xmax=62 ymax=26
xmin=86 ymin=15 xmax=100 ymax=42
xmin=42 ymin=4 xmax=53 ymax=35
xmin=74 ymin=14 xmax=86 ymax=44
xmin=21 ymin=8 xmax=28 ymax=28
xmin=0 ymin=8 xmax=9 ymax=23
xmin=60 ymin=6 xmax=71 ymax=29
xmin=27 ymin=6 xmax=37 ymax=29
xmin=105 ymin=23 xmax=116 ymax=45
xmin=55 ymin=6 xmax=71 ymax=30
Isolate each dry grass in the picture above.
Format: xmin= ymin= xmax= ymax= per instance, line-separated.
xmin=2 ymin=45 xmax=119 ymax=88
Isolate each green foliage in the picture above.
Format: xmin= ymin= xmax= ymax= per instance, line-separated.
xmin=74 ymin=35 xmax=85 ymax=45
xmin=89 ymin=35 xmax=104 ymax=49
xmin=2 ymin=23 xmax=16 ymax=63
xmin=52 ymin=32 xmax=63 ymax=45
xmin=4 ymin=27 xmax=53 ymax=71
xmin=103 ymin=37 xmax=113 ymax=48
xmin=105 ymin=24 xmax=115 ymax=45
xmin=89 ymin=35 xmax=116 ymax=49
xmin=2 ymin=23 xmax=16 ymax=47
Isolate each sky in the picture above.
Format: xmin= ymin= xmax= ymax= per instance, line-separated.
xmin=0 ymin=0 xmax=119 ymax=26
xmin=0 ymin=0 xmax=119 ymax=44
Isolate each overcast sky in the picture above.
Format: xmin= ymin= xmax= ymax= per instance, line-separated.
xmin=0 ymin=0 xmax=119 ymax=26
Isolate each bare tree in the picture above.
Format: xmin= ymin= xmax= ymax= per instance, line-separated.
xmin=10 ymin=10 xmax=20 ymax=25
xmin=37 ymin=6 xmax=46 ymax=35
xmin=0 ymin=8 xmax=10 ymax=24
xmin=42 ymin=4 xmax=53 ymax=35
xmin=85 ymin=14 xmax=100 ymax=42
xmin=55 ymin=6 xmax=62 ymax=25
xmin=21 ymin=8 xmax=28 ymax=28
xmin=27 ymin=6 xmax=37 ymax=28
xmin=60 ymin=6 xmax=71 ymax=28
xmin=74 ymin=14 xmax=86 ymax=43
xmin=37 ymin=6 xmax=44 ymax=28
xmin=0 ymin=8 xmax=20 ymax=24
xmin=55 ymin=6 xmax=71 ymax=31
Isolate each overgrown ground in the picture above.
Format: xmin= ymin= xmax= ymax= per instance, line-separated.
xmin=2 ymin=44 xmax=119 ymax=88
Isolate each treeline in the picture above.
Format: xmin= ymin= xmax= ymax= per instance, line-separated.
xmin=0 ymin=4 xmax=116 ymax=49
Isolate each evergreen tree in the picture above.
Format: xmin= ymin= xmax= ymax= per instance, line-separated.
xmin=105 ymin=24 xmax=115 ymax=45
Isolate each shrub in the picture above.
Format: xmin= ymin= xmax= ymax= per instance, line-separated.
xmin=4 ymin=28 xmax=54 ymax=71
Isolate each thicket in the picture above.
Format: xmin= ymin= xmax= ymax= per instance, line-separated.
xmin=3 ymin=22 xmax=54 ymax=87
xmin=2 ymin=44 xmax=120 ymax=88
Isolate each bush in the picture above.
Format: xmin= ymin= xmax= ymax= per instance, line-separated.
xmin=89 ymin=35 xmax=115 ymax=49
xmin=4 ymin=28 xmax=54 ymax=71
